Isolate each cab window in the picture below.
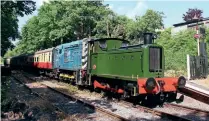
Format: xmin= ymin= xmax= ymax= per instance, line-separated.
xmin=121 ymin=41 xmax=129 ymax=47
xmin=99 ymin=40 xmax=107 ymax=49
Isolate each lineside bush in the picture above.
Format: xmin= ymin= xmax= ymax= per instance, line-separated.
xmin=156 ymin=27 xmax=209 ymax=76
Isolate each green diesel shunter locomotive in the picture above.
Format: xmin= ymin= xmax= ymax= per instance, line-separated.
xmin=80 ymin=33 xmax=186 ymax=100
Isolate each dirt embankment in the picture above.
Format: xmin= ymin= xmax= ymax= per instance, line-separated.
xmin=1 ymin=76 xmax=64 ymax=121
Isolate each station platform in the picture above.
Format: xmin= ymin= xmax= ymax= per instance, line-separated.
xmin=186 ymin=81 xmax=209 ymax=95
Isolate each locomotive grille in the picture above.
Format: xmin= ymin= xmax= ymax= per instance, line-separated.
xmin=149 ymin=47 xmax=162 ymax=72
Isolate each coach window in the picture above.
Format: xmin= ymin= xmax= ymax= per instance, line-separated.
xmin=45 ymin=53 xmax=47 ymax=62
xmin=44 ymin=53 xmax=46 ymax=62
xmin=41 ymin=54 xmax=42 ymax=62
xmin=46 ymin=53 xmax=48 ymax=62
xmin=121 ymin=41 xmax=129 ymax=47
xmin=44 ymin=53 xmax=45 ymax=62
xmin=49 ymin=53 xmax=51 ymax=62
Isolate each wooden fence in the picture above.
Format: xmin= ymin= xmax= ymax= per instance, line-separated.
xmin=187 ymin=54 xmax=208 ymax=80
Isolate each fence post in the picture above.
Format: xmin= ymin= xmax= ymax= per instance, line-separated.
xmin=187 ymin=54 xmax=191 ymax=80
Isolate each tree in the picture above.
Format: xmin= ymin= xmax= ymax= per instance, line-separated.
xmin=94 ymin=14 xmax=131 ymax=39
xmin=1 ymin=0 xmax=36 ymax=56
xmin=10 ymin=0 xmax=112 ymax=54
xmin=183 ymin=8 xmax=203 ymax=22
xmin=125 ymin=9 xmax=164 ymax=44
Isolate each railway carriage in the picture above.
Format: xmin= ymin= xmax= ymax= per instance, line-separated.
xmin=34 ymin=48 xmax=54 ymax=70
xmin=10 ymin=54 xmax=33 ymax=69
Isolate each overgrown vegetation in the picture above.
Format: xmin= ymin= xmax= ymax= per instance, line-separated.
xmin=156 ymin=28 xmax=209 ymax=75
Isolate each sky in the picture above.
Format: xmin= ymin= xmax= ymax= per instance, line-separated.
xmin=18 ymin=0 xmax=209 ymax=35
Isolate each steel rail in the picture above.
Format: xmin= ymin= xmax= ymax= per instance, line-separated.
xmin=22 ymin=72 xmax=129 ymax=121
xmin=40 ymin=83 xmax=129 ymax=121
xmin=119 ymin=101 xmax=192 ymax=121
xmin=179 ymin=87 xmax=209 ymax=104
xmin=165 ymin=103 xmax=209 ymax=114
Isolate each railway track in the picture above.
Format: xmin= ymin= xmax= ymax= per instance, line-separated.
xmin=17 ymin=71 xmax=209 ymax=121
xmin=22 ymin=72 xmax=195 ymax=121
xmin=120 ymin=99 xmax=209 ymax=121
xmin=12 ymin=71 xmax=128 ymax=121
xmin=163 ymin=103 xmax=209 ymax=121
xmin=165 ymin=103 xmax=209 ymax=114
xmin=119 ymin=101 xmax=192 ymax=121
xmin=179 ymin=87 xmax=209 ymax=104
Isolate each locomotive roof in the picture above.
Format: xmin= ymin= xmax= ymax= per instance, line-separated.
xmin=89 ymin=38 xmax=130 ymax=43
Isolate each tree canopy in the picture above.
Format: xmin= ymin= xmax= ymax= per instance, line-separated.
xmin=5 ymin=1 xmax=164 ymax=57
xmin=183 ymin=8 xmax=203 ymax=22
xmin=1 ymin=0 xmax=36 ymax=56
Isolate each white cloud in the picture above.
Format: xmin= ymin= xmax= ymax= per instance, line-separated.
xmin=108 ymin=4 xmax=114 ymax=9
xmin=126 ymin=0 xmax=148 ymax=19
xmin=107 ymin=0 xmax=148 ymax=19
